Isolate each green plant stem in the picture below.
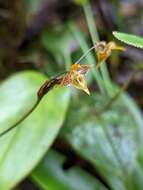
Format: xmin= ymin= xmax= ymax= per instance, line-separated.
xmin=70 ymin=23 xmax=105 ymax=94
xmin=0 ymin=99 xmax=41 ymax=137
xmin=83 ymin=4 xmax=129 ymax=187
xmin=0 ymin=77 xmax=62 ymax=137
xmin=75 ymin=45 xmax=96 ymax=64
xmin=83 ymin=3 xmax=113 ymax=95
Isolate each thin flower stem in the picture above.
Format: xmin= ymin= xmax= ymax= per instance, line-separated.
xmin=0 ymin=77 xmax=62 ymax=137
xmin=75 ymin=46 xmax=96 ymax=65
xmin=0 ymin=99 xmax=41 ymax=137
xmin=69 ymin=23 xmax=106 ymax=94
xmin=83 ymin=3 xmax=113 ymax=95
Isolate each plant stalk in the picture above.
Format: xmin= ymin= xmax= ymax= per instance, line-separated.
xmin=70 ymin=23 xmax=106 ymax=94
xmin=83 ymin=3 xmax=113 ymax=95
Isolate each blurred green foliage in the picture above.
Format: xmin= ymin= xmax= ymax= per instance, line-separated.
xmin=0 ymin=0 xmax=143 ymax=190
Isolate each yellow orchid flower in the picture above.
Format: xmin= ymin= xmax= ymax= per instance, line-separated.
xmin=96 ymin=41 xmax=125 ymax=68
xmin=61 ymin=63 xmax=90 ymax=95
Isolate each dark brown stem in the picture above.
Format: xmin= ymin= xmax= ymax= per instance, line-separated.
xmin=37 ymin=77 xmax=62 ymax=99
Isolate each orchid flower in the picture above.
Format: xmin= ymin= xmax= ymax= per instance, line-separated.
xmin=61 ymin=63 xmax=91 ymax=95
xmin=95 ymin=41 xmax=125 ymax=68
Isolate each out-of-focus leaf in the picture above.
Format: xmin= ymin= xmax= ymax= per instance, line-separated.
xmin=73 ymin=0 xmax=88 ymax=6
xmin=0 ymin=71 xmax=70 ymax=190
xmin=31 ymin=150 xmax=105 ymax=190
xmin=113 ymin=32 xmax=143 ymax=49
xmin=41 ymin=26 xmax=71 ymax=62
xmin=60 ymin=92 xmax=143 ymax=190
xmin=25 ymin=0 xmax=43 ymax=20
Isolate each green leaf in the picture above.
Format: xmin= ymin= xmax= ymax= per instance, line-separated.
xmin=0 ymin=71 xmax=70 ymax=190
xmin=61 ymin=92 xmax=143 ymax=190
xmin=41 ymin=26 xmax=71 ymax=59
xmin=113 ymin=32 xmax=143 ymax=49
xmin=73 ymin=0 xmax=88 ymax=6
xmin=31 ymin=150 xmax=105 ymax=190
xmin=41 ymin=26 xmax=72 ymax=71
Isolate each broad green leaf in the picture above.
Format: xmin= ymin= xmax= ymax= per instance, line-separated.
xmin=60 ymin=92 xmax=143 ymax=190
xmin=113 ymin=32 xmax=143 ymax=49
xmin=0 ymin=71 xmax=70 ymax=190
xmin=31 ymin=150 xmax=105 ymax=190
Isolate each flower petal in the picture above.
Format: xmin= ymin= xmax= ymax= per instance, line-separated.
xmin=60 ymin=63 xmax=90 ymax=95
xmin=71 ymin=75 xmax=90 ymax=95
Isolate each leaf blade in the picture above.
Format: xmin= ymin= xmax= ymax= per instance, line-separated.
xmin=113 ymin=31 xmax=143 ymax=49
xmin=31 ymin=150 xmax=105 ymax=190
xmin=0 ymin=71 xmax=70 ymax=190
xmin=61 ymin=92 xmax=143 ymax=190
